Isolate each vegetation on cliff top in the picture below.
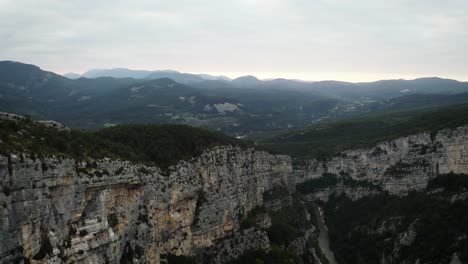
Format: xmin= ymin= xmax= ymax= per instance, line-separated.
xmin=0 ymin=117 xmax=244 ymax=168
xmin=260 ymin=104 xmax=468 ymax=160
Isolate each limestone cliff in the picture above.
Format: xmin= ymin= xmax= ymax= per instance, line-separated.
xmin=0 ymin=146 xmax=292 ymax=263
xmin=295 ymin=124 xmax=468 ymax=264
xmin=295 ymin=124 xmax=468 ymax=195
xmin=3 ymin=118 xmax=468 ymax=264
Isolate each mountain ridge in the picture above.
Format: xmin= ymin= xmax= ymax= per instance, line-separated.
xmin=63 ymin=67 xmax=231 ymax=83
xmin=3 ymin=60 xmax=468 ymax=137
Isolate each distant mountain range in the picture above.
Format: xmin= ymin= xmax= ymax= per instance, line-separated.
xmin=2 ymin=60 xmax=468 ymax=137
xmin=64 ymin=68 xmax=231 ymax=84
xmin=63 ymin=67 xmax=468 ymax=99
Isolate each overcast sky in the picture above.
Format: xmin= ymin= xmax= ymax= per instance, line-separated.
xmin=1 ymin=0 xmax=467 ymax=81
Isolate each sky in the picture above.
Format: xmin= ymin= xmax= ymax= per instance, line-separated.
xmin=0 ymin=0 xmax=467 ymax=82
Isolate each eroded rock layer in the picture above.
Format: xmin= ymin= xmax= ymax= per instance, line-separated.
xmin=295 ymin=125 xmax=468 ymax=195
xmin=0 ymin=146 xmax=292 ymax=263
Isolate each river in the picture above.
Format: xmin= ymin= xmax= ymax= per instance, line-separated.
xmin=313 ymin=204 xmax=338 ymax=264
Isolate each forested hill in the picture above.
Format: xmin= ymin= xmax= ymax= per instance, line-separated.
xmin=260 ymin=104 xmax=468 ymax=160
xmin=0 ymin=115 xmax=244 ymax=169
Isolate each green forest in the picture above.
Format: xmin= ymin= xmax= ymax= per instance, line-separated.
xmin=0 ymin=118 xmax=244 ymax=169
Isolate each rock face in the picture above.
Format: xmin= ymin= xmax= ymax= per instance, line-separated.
xmin=293 ymin=124 xmax=468 ymax=264
xmin=295 ymin=125 xmax=468 ymax=195
xmin=3 ymin=120 xmax=468 ymax=263
xmin=0 ymin=146 xmax=292 ymax=263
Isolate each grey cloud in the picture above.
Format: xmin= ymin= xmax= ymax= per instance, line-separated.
xmin=0 ymin=0 xmax=467 ymax=81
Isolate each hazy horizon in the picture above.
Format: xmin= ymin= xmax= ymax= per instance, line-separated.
xmin=1 ymin=0 xmax=467 ymax=82
xmin=4 ymin=59 xmax=467 ymax=83
xmin=44 ymin=63 xmax=468 ymax=83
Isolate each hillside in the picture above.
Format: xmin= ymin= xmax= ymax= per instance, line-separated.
xmin=0 ymin=116 xmax=243 ymax=169
xmin=260 ymin=104 xmax=468 ymax=160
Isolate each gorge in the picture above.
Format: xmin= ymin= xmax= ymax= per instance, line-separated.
xmin=1 ymin=115 xmax=468 ymax=263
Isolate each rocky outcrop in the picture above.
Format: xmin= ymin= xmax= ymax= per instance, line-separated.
xmin=0 ymin=112 xmax=69 ymax=131
xmin=0 ymin=146 xmax=292 ymax=263
xmin=295 ymin=125 xmax=468 ymax=195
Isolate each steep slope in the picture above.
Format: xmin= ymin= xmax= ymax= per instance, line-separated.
xmin=0 ymin=146 xmax=293 ymax=263
xmin=0 ymin=61 xmax=141 ymax=121
xmin=0 ymin=116 xmax=298 ymax=263
xmin=0 ymin=61 xmax=75 ymax=117
xmin=290 ymin=116 xmax=468 ymax=263
xmin=0 ymin=61 xmax=73 ymax=98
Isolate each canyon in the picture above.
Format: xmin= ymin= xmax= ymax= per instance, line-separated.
xmin=1 ymin=120 xmax=468 ymax=263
